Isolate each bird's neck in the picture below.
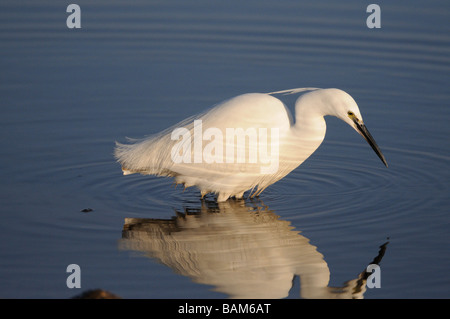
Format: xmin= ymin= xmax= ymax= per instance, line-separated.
xmin=282 ymin=100 xmax=327 ymax=167
xmin=292 ymin=96 xmax=327 ymax=139
xmin=293 ymin=111 xmax=326 ymax=140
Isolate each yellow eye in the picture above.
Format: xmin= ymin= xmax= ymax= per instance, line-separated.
xmin=348 ymin=111 xmax=354 ymax=117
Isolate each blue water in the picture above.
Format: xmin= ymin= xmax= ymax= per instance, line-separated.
xmin=0 ymin=0 xmax=449 ymax=298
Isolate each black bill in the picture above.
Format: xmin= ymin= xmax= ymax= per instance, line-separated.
xmin=354 ymin=119 xmax=388 ymax=167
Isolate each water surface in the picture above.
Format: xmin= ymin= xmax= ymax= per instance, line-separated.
xmin=0 ymin=0 xmax=449 ymax=298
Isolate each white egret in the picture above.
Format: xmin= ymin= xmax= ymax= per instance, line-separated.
xmin=115 ymin=88 xmax=387 ymax=201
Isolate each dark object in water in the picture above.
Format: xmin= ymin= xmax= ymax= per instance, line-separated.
xmin=72 ymin=289 xmax=120 ymax=299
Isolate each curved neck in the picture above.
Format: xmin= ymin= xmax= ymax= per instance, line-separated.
xmin=293 ymin=95 xmax=327 ymax=140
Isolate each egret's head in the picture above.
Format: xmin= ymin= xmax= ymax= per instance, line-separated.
xmin=323 ymin=88 xmax=388 ymax=167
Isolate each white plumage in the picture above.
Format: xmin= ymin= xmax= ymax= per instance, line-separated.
xmin=115 ymin=88 xmax=387 ymax=201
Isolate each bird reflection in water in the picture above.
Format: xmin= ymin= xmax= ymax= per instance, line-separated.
xmin=119 ymin=200 xmax=388 ymax=299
